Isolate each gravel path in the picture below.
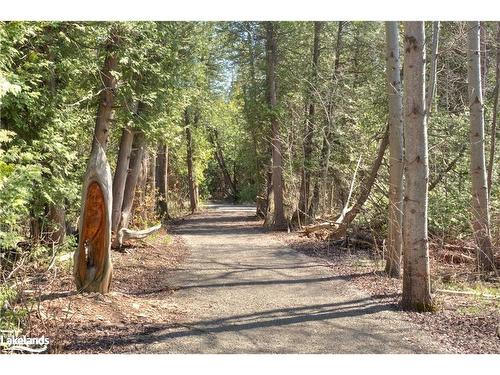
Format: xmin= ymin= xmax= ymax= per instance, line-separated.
xmin=130 ymin=203 xmax=446 ymax=353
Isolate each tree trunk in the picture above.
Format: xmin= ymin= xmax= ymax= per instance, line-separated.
xmin=467 ymin=21 xmax=496 ymax=273
xmin=74 ymin=144 xmax=113 ymax=293
xmin=74 ymin=28 xmax=120 ymax=293
xmin=91 ymin=28 xmax=120 ymax=153
xmin=487 ymin=22 xmax=500 ymax=197
xmin=480 ymin=22 xmax=488 ymax=99
xmin=185 ymin=110 xmax=197 ymax=213
xmin=156 ymin=144 xmax=170 ymax=220
xmin=298 ymin=21 xmax=322 ymax=225
xmin=385 ymin=21 xmax=404 ymax=278
xmin=111 ymin=127 xmax=134 ymax=234
xmin=265 ymin=22 xmax=287 ymax=230
xmin=426 ymin=21 xmax=440 ymax=114
xmin=113 ymin=130 xmax=146 ymax=248
xmin=401 ymin=22 xmax=433 ymax=311
xmin=47 ymin=204 xmax=66 ymax=244
xmin=138 ymin=148 xmax=149 ymax=213
xmin=149 ymin=148 xmax=156 ymax=197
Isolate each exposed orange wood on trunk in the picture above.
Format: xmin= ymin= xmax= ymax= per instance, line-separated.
xmin=78 ymin=181 xmax=106 ymax=283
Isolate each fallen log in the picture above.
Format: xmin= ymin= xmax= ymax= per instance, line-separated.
xmin=438 ymin=250 xmax=475 ymax=264
xmin=115 ymin=223 xmax=162 ymax=248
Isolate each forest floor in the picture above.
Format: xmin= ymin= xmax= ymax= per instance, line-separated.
xmin=20 ymin=230 xmax=190 ymax=353
xmin=12 ymin=203 xmax=499 ymax=353
xmin=275 ymin=231 xmax=500 ymax=354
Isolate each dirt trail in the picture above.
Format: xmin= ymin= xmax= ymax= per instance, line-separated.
xmin=103 ymin=203 xmax=445 ymax=353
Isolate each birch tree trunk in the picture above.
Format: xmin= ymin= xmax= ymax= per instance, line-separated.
xmin=265 ymin=21 xmax=287 ymax=230
xmin=385 ymin=21 xmax=404 ymax=278
xmin=487 ymin=22 xmax=500 ymax=196
xmin=467 ymin=21 xmax=496 ymax=273
xmin=401 ymin=22 xmax=433 ymax=311
xmin=111 ymin=127 xmax=134 ymax=234
xmin=426 ymin=21 xmax=440 ymax=114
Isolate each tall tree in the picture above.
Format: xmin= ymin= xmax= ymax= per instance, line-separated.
xmin=264 ymin=21 xmax=287 ymax=230
xmin=297 ymin=21 xmax=322 ymax=225
xmin=113 ymin=129 xmax=146 ymax=247
xmin=385 ymin=21 xmax=404 ymax=278
xmin=156 ymin=144 xmax=170 ymax=220
xmin=90 ymin=27 xmax=120 ymax=154
xmin=111 ymin=126 xmax=134 ymax=234
xmin=185 ymin=109 xmax=198 ymax=213
xmin=401 ymin=22 xmax=433 ymax=311
xmin=467 ymin=21 xmax=496 ymax=273
xmin=487 ymin=22 xmax=500 ymax=196
xmin=74 ymin=26 xmax=120 ymax=293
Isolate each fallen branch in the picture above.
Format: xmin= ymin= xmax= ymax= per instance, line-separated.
xmin=116 ymin=223 xmax=162 ymax=248
xmin=438 ymin=251 xmax=475 ymax=264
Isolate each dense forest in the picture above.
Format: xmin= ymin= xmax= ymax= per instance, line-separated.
xmin=0 ymin=21 xmax=499 ymax=353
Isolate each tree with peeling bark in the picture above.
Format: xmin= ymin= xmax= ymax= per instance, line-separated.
xmin=385 ymin=21 xmax=404 ymax=278
xmin=401 ymin=21 xmax=433 ymax=311
xmin=74 ymin=27 xmax=121 ymax=293
xmin=264 ymin=21 xmax=287 ymax=230
xmin=466 ymin=21 xmax=496 ymax=273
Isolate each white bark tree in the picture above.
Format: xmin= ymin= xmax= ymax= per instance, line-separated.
xmin=401 ymin=22 xmax=433 ymax=311
xmin=385 ymin=22 xmax=404 ymax=278
xmin=467 ymin=21 xmax=496 ymax=273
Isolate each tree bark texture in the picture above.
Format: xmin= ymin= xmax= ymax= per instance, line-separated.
xmin=385 ymin=21 xmax=404 ymax=278
xmin=112 ymin=130 xmax=146 ymax=248
xmin=467 ymin=21 xmax=495 ymax=273
xmin=401 ymin=22 xmax=433 ymax=311
xmin=265 ymin=21 xmax=287 ymax=230
xmin=91 ymin=28 xmax=120 ymax=154
xmin=111 ymin=127 xmax=134 ymax=234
